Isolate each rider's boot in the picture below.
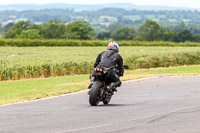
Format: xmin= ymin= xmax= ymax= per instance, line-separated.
xmin=109 ymin=81 xmax=122 ymax=94
xmin=110 ymin=83 xmax=118 ymax=90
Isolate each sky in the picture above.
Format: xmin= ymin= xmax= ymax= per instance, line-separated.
xmin=0 ymin=0 xmax=200 ymax=9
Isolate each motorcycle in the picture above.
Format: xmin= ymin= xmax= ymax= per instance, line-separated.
xmin=89 ymin=65 xmax=129 ymax=106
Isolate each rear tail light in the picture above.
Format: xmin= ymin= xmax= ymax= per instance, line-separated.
xmin=96 ymin=68 xmax=103 ymax=72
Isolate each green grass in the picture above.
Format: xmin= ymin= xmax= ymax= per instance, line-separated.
xmin=0 ymin=75 xmax=89 ymax=105
xmin=1 ymin=65 xmax=200 ymax=105
xmin=127 ymin=65 xmax=200 ymax=74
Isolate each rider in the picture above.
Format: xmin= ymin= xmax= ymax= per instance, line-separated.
xmin=89 ymin=42 xmax=124 ymax=92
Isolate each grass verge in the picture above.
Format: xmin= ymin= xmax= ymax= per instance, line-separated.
xmin=0 ymin=65 xmax=200 ymax=105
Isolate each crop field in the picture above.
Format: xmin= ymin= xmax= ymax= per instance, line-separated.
xmin=1 ymin=46 xmax=200 ymax=80
xmin=1 ymin=46 xmax=200 ymax=66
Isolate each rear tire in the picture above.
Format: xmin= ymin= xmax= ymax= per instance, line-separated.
xmin=89 ymin=81 xmax=102 ymax=106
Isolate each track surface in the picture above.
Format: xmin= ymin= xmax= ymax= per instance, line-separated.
xmin=1 ymin=75 xmax=200 ymax=133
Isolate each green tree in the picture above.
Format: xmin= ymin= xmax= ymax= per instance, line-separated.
xmin=16 ymin=29 xmax=42 ymax=39
xmin=0 ymin=24 xmax=2 ymax=32
xmin=133 ymin=34 xmax=145 ymax=41
xmin=192 ymin=34 xmax=200 ymax=42
xmin=0 ymin=24 xmax=2 ymax=37
xmin=175 ymin=29 xmax=192 ymax=42
xmin=5 ymin=21 xmax=32 ymax=38
xmin=111 ymin=26 xmax=135 ymax=40
xmin=96 ymin=32 xmax=111 ymax=40
xmin=4 ymin=22 xmax=15 ymax=32
xmin=163 ymin=30 xmax=175 ymax=41
xmin=41 ymin=18 xmax=67 ymax=39
xmin=137 ymin=20 xmax=164 ymax=41
xmin=66 ymin=21 xmax=96 ymax=40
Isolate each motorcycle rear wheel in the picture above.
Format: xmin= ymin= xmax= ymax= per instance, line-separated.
xmin=89 ymin=81 xmax=102 ymax=106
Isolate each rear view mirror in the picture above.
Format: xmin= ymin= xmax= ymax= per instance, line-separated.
xmin=124 ymin=65 xmax=129 ymax=69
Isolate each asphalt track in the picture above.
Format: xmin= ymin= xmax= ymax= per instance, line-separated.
xmin=1 ymin=75 xmax=200 ymax=133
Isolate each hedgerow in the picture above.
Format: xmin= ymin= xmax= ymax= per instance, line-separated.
xmin=1 ymin=39 xmax=200 ymax=47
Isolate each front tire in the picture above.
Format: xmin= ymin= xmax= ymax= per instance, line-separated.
xmin=103 ymin=95 xmax=112 ymax=105
xmin=89 ymin=81 xmax=102 ymax=106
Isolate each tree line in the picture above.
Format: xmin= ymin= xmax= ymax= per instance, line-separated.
xmin=2 ymin=19 xmax=200 ymax=42
xmin=3 ymin=19 xmax=95 ymax=40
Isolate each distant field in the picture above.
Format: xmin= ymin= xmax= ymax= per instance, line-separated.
xmin=1 ymin=46 xmax=200 ymax=66
xmin=1 ymin=46 xmax=200 ymax=80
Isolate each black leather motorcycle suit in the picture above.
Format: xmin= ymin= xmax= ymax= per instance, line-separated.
xmin=91 ymin=49 xmax=124 ymax=88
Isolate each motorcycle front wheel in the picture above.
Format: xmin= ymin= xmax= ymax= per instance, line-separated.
xmin=103 ymin=95 xmax=112 ymax=105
